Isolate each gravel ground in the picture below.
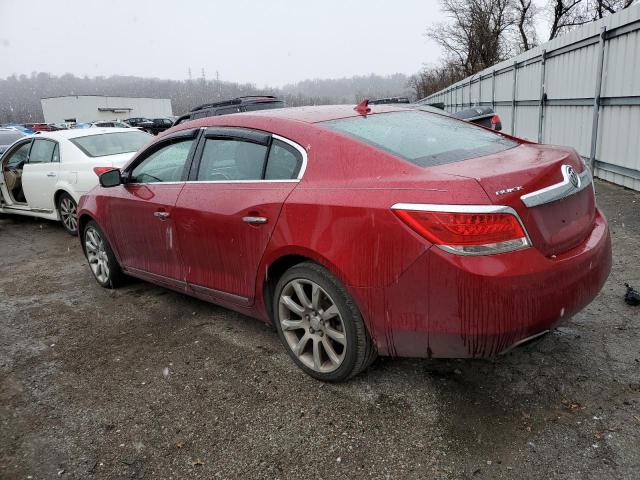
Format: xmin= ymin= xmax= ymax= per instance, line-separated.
xmin=0 ymin=179 xmax=639 ymax=480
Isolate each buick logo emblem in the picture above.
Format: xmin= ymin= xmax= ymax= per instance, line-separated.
xmin=565 ymin=165 xmax=581 ymax=189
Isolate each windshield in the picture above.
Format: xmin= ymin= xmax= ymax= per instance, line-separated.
xmin=70 ymin=130 xmax=151 ymax=157
xmin=322 ymin=111 xmax=518 ymax=167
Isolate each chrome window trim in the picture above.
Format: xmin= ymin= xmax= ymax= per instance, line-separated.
xmin=520 ymin=165 xmax=592 ymax=208
xmin=125 ymin=181 xmax=186 ymax=185
xmin=391 ymin=203 xmax=532 ymax=256
xmin=125 ymin=132 xmax=308 ymax=186
xmin=183 ymin=179 xmax=300 ymax=184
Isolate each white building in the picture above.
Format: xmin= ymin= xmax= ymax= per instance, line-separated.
xmin=41 ymin=95 xmax=173 ymax=123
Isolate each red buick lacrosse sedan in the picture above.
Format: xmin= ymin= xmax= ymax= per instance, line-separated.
xmin=77 ymin=104 xmax=612 ymax=381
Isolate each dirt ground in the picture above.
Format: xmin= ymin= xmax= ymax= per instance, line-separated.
xmin=0 ymin=179 xmax=638 ymax=480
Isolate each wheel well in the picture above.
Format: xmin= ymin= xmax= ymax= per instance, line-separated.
xmin=77 ymin=214 xmax=94 ymax=248
xmin=53 ymin=189 xmax=71 ymax=209
xmin=263 ymin=254 xmax=312 ymax=321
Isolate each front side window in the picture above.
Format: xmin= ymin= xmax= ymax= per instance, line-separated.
xmin=70 ymin=130 xmax=151 ymax=158
xmin=29 ymin=139 xmax=57 ymax=164
xmin=5 ymin=142 xmax=31 ymax=169
xmin=197 ymin=139 xmax=267 ymax=181
xmin=322 ymin=110 xmax=518 ymax=168
xmin=130 ymin=139 xmax=194 ymax=183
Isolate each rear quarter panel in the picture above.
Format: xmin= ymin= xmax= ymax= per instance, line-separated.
xmin=255 ymin=127 xmax=494 ymax=352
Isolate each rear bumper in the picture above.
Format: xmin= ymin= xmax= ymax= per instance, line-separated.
xmin=354 ymin=208 xmax=612 ymax=358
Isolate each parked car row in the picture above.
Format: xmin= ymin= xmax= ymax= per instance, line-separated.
xmin=0 ymin=128 xmax=151 ymax=234
xmin=0 ymin=99 xmax=612 ymax=382
xmin=1 ymin=117 xmax=176 ymax=136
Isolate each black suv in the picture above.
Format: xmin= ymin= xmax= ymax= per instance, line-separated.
xmin=174 ymin=96 xmax=285 ymax=126
xmin=123 ymin=117 xmax=151 ymax=127
xmin=141 ymin=118 xmax=174 ymax=135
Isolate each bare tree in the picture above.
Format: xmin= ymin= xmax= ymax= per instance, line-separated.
xmin=590 ymin=0 xmax=635 ymax=19
xmin=514 ymin=0 xmax=538 ymax=51
xmin=407 ymin=61 xmax=466 ymax=100
xmin=428 ymin=0 xmax=516 ymax=76
xmin=548 ymin=0 xmax=590 ymax=40
xmin=547 ymin=0 xmax=636 ymax=40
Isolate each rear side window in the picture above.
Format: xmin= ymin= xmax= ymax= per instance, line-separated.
xmin=197 ymin=139 xmax=267 ymax=181
xmin=29 ymin=139 xmax=57 ymax=164
xmin=265 ymin=140 xmax=302 ymax=180
xmin=322 ymin=111 xmax=517 ymax=167
xmin=70 ymin=130 xmax=151 ymax=157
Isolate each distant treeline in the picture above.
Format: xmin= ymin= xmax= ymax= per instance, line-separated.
xmin=0 ymin=72 xmax=414 ymax=123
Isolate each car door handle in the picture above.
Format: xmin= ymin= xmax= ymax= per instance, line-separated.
xmin=242 ymin=216 xmax=268 ymax=224
xmin=154 ymin=211 xmax=170 ymax=220
xmin=46 ymin=172 xmax=57 ymax=177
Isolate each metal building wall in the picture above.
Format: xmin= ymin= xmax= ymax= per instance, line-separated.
xmin=423 ymin=5 xmax=640 ymax=191
xmin=41 ymin=96 xmax=173 ymax=124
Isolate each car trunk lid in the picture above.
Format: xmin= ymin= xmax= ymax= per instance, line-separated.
xmin=428 ymin=143 xmax=596 ymax=257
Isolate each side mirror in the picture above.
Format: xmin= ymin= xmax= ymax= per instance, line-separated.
xmin=99 ymin=169 xmax=122 ymax=188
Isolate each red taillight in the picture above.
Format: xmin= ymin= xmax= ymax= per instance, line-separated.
xmin=93 ymin=167 xmax=114 ymax=176
xmin=491 ymin=115 xmax=501 ymax=129
xmin=393 ymin=205 xmax=530 ymax=255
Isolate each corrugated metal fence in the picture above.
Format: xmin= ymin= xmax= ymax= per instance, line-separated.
xmin=423 ymin=5 xmax=640 ymax=191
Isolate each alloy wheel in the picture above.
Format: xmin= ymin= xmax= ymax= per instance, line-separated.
xmin=59 ymin=196 xmax=78 ymax=233
xmin=84 ymin=227 xmax=110 ymax=284
xmin=278 ymin=279 xmax=347 ymax=373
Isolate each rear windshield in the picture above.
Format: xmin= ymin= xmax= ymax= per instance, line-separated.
xmin=322 ymin=110 xmax=518 ymax=167
xmin=70 ymin=130 xmax=151 ymax=157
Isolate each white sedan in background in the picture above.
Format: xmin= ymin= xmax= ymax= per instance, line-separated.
xmin=0 ymin=128 xmax=152 ymax=235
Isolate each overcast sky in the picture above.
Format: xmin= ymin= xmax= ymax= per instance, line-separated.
xmin=0 ymin=0 xmax=449 ymax=86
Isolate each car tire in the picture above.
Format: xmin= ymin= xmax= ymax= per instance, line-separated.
xmin=57 ymin=192 xmax=78 ymax=236
xmin=82 ymin=220 xmax=124 ymax=289
xmin=273 ymin=262 xmax=377 ymax=382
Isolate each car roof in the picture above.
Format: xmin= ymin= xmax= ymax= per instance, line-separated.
xmin=196 ymin=104 xmax=416 ymax=124
xmin=31 ymin=127 xmax=138 ymax=140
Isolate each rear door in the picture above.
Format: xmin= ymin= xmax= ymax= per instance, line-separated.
xmin=173 ymin=128 xmax=305 ymax=305
xmin=22 ymin=138 xmax=60 ymax=211
xmin=105 ymin=129 xmax=199 ymax=287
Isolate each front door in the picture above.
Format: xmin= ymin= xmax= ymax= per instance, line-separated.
xmin=105 ymin=130 xmax=198 ymax=287
xmin=0 ymin=140 xmax=32 ymax=205
xmin=22 ymin=138 xmax=60 ymax=211
xmin=174 ymin=129 xmax=305 ymax=304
